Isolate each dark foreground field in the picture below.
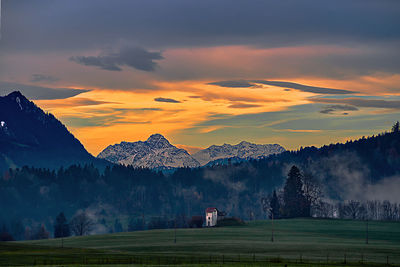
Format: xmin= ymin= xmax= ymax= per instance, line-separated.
xmin=1 ymin=218 xmax=400 ymax=266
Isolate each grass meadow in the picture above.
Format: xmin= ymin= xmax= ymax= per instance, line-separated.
xmin=1 ymin=218 xmax=399 ymax=266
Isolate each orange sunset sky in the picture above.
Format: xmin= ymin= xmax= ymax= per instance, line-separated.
xmin=1 ymin=1 xmax=400 ymax=156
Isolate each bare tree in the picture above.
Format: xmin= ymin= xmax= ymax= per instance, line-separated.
xmin=70 ymin=212 xmax=94 ymax=236
xmin=341 ymin=200 xmax=361 ymax=219
xmin=302 ymin=172 xmax=323 ymax=211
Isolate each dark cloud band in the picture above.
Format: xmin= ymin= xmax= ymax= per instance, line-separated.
xmin=70 ymin=47 xmax=163 ymax=72
xmin=0 ymin=81 xmax=88 ymax=100
xmin=320 ymin=105 xmax=359 ymax=114
xmin=154 ymin=97 xmax=181 ymax=103
xmin=312 ymin=98 xmax=400 ymax=109
xmin=209 ymin=80 xmax=357 ymax=95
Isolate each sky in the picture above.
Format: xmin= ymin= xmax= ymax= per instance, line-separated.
xmin=0 ymin=0 xmax=400 ymax=155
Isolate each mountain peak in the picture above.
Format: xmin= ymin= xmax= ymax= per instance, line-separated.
xmin=146 ymin=133 xmax=171 ymax=148
xmin=0 ymin=91 xmax=96 ymax=171
xmin=147 ymin=133 xmax=167 ymax=141
xmin=6 ymin=91 xmax=24 ymax=98
xmin=97 ymin=134 xmax=200 ymax=168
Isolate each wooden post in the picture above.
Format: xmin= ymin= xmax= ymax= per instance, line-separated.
xmin=271 ymin=213 xmax=274 ymax=242
xmin=174 ymin=218 xmax=177 ymax=244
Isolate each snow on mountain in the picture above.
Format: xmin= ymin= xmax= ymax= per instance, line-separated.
xmin=97 ymin=134 xmax=201 ymax=168
xmin=192 ymin=141 xmax=286 ymax=166
xmin=98 ymin=134 xmax=286 ymax=168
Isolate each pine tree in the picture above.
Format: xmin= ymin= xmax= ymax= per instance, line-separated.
xmin=114 ymin=218 xmax=123 ymax=233
xmin=269 ymin=190 xmax=281 ymax=219
xmin=392 ymin=121 xmax=400 ymax=133
xmin=54 ymin=212 xmax=70 ymax=238
xmin=283 ymin=165 xmax=309 ymax=218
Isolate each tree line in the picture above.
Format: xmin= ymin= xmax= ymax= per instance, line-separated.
xmin=1 ymin=123 xmax=400 ymax=240
xmin=263 ymin=165 xmax=400 ymax=221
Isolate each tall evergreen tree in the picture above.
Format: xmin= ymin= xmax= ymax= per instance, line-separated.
xmin=269 ymin=190 xmax=281 ymax=219
xmin=54 ymin=212 xmax=70 ymax=238
xmin=392 ymin=121 xmax=400 ymax=133
xmin=114 ymin=218 xmax=123 ymax=233
xmin=283 ymin=166 xmax=309 ymax=218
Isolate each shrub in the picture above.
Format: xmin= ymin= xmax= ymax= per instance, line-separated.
xmin=216 ymin=217 xmax=245 ymax=227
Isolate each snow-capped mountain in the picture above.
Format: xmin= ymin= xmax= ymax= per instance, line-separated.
xmin=192 ymin=141 xmax=286 ymax=166
xmin=0 ymin=91 xmax=106 ymax=171
xmin=97 ymin=134 xmax=201 ymax=168
xmin=98 ymin=135 xmax=286 ymax=168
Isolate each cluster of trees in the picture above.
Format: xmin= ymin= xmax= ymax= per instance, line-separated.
xmin=262 ymin=165 xmax=321 ymax=219
xmin=0 ymin=222 xmax=49 ymax=241
xmin=323 ymin=200 xmax=400 ymax=221
xmin=263 ymin=165 xmax=400 ymax=221
xmin=0 ymin=211 xmax=95 ymax=241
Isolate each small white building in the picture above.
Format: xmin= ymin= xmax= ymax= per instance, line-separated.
xmin=205 ymin=207 xmax=219 ymax=227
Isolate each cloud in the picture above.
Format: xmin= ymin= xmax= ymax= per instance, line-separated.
xmin=31 ymin=74 xmax=60 ymax=83
xmin=0 ymin=81 xmax=88 ymax=100
xmin=192 ymin=91 xmax=284 ymax=103
xmin=208 ymin=80 xmax=357 ymax=94
xmin=154 ymin=97 xmax=181 ymax=103
xmin=70 ymin=46 xmax=164 ymax=72
xmin=228 ymin=103 xmax=262 ymax=109
xmin=61 ymin=115 xmax=151 ymax=128
xmin=312 ymin=97 xmax=400 ymax=110
xmin=3 ymin=1 xmax=400 ymax=52
xmin=208 ymin=80 xmax=254 ymax=88
xmin=253 ymin=80 xmax=357 ymax=94
xmin=38 ymin=98 xmax=113 ymax=108
xmin=320 ymin=105 xmax=359 ymax=114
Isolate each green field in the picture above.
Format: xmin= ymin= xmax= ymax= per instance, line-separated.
xmin=1 ymin=218 xmax=400 ymax=266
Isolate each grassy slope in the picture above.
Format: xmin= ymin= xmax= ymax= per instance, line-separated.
xmin=17 ymin=218 xmax=400 ymax=265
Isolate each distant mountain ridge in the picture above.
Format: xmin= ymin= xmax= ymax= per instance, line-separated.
xmin=97 ymin=134 xmax=201 ymax=169
xmin=0 ymin=91 xmax=106 ymax=171
xmin=192 ymin=141 xmax=286 ymax=166
xmin=97 ymin=135 xmax=286 ymax=168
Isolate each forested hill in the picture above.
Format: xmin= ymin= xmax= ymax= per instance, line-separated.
xmin=1 ymin=126 xmax=399 ymax=234
xmin=265 ymin=127 xmax=400 ymax=183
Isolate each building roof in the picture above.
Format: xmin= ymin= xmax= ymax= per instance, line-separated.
xmin=206 ymin=207 xmax=218 ymax=213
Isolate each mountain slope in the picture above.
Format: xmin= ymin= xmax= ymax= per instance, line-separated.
xmin=193 ymin=141 xmax=286 ymax=165
xmin=97 ymin=134 xmax=201 ymax=168
xmin=0 ymin=91 xmax=104 ymax=171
